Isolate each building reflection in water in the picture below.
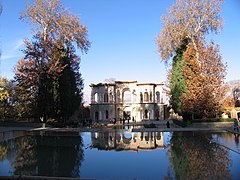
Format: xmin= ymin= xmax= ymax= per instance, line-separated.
xmin=91 ymin=131 xmax=165 ymax=151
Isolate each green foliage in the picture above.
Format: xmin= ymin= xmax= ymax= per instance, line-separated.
xmin=14 ymin=36 xmax=85 ymax=123
xmin=0 ymin=77 xmax=17 ymax=120
xmin=170 ymin=135 xmax=188 ymax=179
xmin=0 ymin=78 xmax=9 ymax=101
xmin=14 ymin=0 xmax=90 ymax=123
xmin=52 ymin=48 xmax=84 ymax=122
xmin=170 ymin=42 xmax=188 ymax=116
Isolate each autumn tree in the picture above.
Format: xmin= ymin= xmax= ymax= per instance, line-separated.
xmin=14 ymin=0 xmax=90 ymax=122
xmin=157 ymin=0 xmax=225 ymax=119
xmin=182 ymin=41 xmax=226 ymax=118
xmin=0 ymin=77 xmax=16 ymax=120
xmin=157 ymin=0 xmax=223 ymax=62
xmin=0 ymin=77 xmax=9 ymax=119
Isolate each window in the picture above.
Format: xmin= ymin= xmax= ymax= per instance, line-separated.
xmin=95 ymin=111 xmax=99 ymax=120
xmin=109 ymin=92 xmax=113 ymax=102
xmin=104 ymin=93 xmax=108 ymax=103
xmin=106 ymin=110 xmax=109 ymax=119
xmin=117 ymin=90 xmax=120 ymax=102
xmin=156 ymin=91 xmax=160 ymax=102
xmin=123 ymin=90 xmax=131 ymax=102
xmin=94 ymin=93 xmax=98 ymax=103
xmin=144 ymin=92 xmax=149 ymax=102
xmin=144 ymin=109 xmax=148 ymax=119
xmin=140 ymin=92 xmax=143 ymax=102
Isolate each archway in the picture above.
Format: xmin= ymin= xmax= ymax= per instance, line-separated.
xmin=156 ymin=91 xmax=160 ymax=103
xmin=123 ymin=89 xmax=131 ymax=103
xmin=94 ymin=93 xmax=98 ymax=103
xmin=144 ymin=92 xmax=149 ymax=102
xmin=104 ymin=93 xmax=108 ymax=103
xmin=237 ymin=112 xmax=240 ymax=120
xmin=124 ymin=106 xmax=131 ymax=120
xmin=95 ymin=111 xmax=99 ymax=121
xmin=144 ymin=109 xmax=148 ymax=119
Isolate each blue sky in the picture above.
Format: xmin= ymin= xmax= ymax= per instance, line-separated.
xmin=0 ymin=0 xmax=240 ymax=104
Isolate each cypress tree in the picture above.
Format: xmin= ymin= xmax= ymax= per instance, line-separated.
xmin=169 ymin=40 xmax=188 ymax=116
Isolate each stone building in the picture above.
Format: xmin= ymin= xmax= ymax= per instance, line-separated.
xmin=91 ymin=131 xmax=165 ymax=151
xmin=90 ymin=81 xmax=169 ymax=122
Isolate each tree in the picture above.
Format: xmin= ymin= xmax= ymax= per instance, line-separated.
xmin=0 ymin=77 xmax=9 ymax=119
xmin=53 ymin=45 xmax=84 ymax=122
xmin=169 ymin=40 xmax=188 ymax=116
xmin=14 ymin=0 xmax=90 ymax=122
xmin=0 ymin=77 xmax=17 ymax=120
xmin=156 ymin=0 xmax=223 ymax=62
xmin=14 ymin=55 xmax=39 ymax=119
xmin=182 ymin=41 xmax=226 ymax=118
xmin=157 ymin=0 xmax=225 ymax=119
xmin=20 ymin=0 xmax=90 ymax=51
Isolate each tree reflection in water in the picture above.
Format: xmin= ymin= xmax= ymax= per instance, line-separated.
xmin=169 ymin=132 xmax=232 ymax=180
xmin=0 ymin=134 xmax=84 ymax=178
xmin=35 ymin=136 xmax=84 ymax=177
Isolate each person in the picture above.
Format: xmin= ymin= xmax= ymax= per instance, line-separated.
xmin=234 ymin=118 xmax=239 ymax=132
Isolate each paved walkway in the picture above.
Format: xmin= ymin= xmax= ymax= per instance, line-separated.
xmin=0 ymin=120 xmax=236 ymax=134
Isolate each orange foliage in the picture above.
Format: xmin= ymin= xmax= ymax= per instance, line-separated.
xmin=182 ymin=41 xmax=226 ymax=118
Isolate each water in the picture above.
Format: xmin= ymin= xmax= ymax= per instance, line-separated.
xmin=0 ymin=130 xmax=240 ymax=179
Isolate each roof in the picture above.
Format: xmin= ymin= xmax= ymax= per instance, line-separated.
xmin=90 ymin=81 xmax=164 ymax=87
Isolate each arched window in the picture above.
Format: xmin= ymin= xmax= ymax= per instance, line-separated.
xmin=156 ymin=91 xmax=160 ymax=102
xmin=117 ymin=90 xmax=120 ymax=102
xmin=123 ymin=90 xmax=131 ymax=103
xmin=106 ymin=110 xmax=109 ymax=119
xmin=104 ymin=93 xmax=108 ymax=103
xmin=140 ymin=92 xmax=143 ymax=103
xmin=95 ymin=111 xmax=99 ymax=120
xmin=94 ymin=93 xmax=98 ymax=103
xmin=144 ymin=109 xmax=148 ymax=119
xmin=150 ymin=92 xmax=152 ymax=102
xmin=109 ymin=92 xmax=113 ymax=102
xmin=144 ymin=92 xmax=149 ymax=102
xmin=132 ymin=90 xmax=137 ymax=102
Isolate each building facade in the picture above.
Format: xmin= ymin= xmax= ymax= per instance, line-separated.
xmin=91 ymin=131 xmax=164 ymax=151
xmin=90 ymin=81 xmax=169 ymax=122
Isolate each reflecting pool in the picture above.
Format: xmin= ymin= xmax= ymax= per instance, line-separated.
xmin=0 ymin=130 xmax=240 ymax=179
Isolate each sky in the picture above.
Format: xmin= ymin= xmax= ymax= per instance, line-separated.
xmin=0 ymin=0 xmax=240 ymax=104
